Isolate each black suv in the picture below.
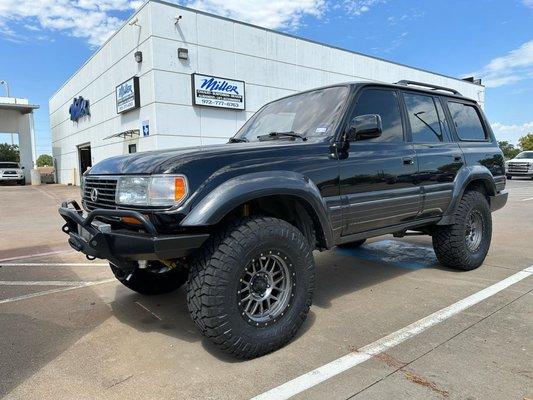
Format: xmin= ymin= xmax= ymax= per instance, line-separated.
xmin=59 ymin=80 xmax=508 ymax=359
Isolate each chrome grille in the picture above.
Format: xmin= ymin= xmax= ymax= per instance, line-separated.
xmin=508 ymin=162 xmax=530 ymax=173
xmin=84 ymin=177 xmax=118 ymax=210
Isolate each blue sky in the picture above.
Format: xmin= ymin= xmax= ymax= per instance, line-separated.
xmin=0 ymin=0 xmax=532 ymax=154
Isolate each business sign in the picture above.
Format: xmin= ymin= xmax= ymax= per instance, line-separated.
xmin=69 ymin=96 xmax=90 ymax=122
xmin=191 ymin=73 xmax=245 ymax=110
xmin=116 ymin=76 xmax=140 ymax=114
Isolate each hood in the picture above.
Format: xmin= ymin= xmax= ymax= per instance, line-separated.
xmin=508 ymin=158 xmax=533 ymax=163
xmin=87 ymin=140 xmax=323 ymax=175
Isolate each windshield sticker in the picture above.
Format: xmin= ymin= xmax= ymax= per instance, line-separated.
xmin=315 ymin=127 xmax=328 ymax=133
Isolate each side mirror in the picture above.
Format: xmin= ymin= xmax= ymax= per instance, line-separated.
xmin=346 ymin=114 xmax=382 ymax=141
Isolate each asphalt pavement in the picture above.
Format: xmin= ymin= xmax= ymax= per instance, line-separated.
xmin=0 ymin=180 xmax=531 ymax=400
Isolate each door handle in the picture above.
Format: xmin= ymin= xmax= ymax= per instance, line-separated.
xmin=403 ymin=156 xmax=415 ymax=165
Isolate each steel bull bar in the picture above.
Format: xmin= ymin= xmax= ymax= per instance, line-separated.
xmin=58 ymin=200 xmax=209 ymax=271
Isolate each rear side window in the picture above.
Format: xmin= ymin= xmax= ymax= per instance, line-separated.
xmin=352 ymin=89 xmax=404 ymax=142
xmin=403 ymin=93 xmax=443 ymax=143
xmin=447 ymin=102 xmax=487 ymax=141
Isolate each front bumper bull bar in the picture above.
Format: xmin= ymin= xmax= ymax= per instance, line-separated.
xmin=58 ymin=200 xmax=209 ymax=268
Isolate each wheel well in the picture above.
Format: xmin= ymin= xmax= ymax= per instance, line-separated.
xmin=464 ymin=178 xmax=495 ymax=199
xmin=215 ymin=195 xmax=327 ymax=250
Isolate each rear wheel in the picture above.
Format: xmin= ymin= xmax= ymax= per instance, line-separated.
xmin=432 ymin=191 xmax=492 ymax=271
xmin=187 ymin=216 xmax=315 ymax=359
xmin=337 ymin=239 xmax=366 ymax=248
xmin=110 ymin=261 xmax=187 ymax=295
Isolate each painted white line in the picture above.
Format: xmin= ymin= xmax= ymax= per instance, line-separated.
xmin=135 ymin=301 xmax=163 ymax=320
xmin=252 ymin=266 xmax=533 ymax=400
xmin=0 ymin=249 xmax=74 ymax=263
xmin=1 ymin=263 xmax=108 ymax=267
xmin=522 ymin=197 xmax=533 ymax=202
xmin=0 ymin=279 xmax=116 ymax=305
xmin=0 ymin=280 xmax=100 ymax=286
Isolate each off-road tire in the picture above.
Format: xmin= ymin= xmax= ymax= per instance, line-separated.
xmin=186 ymin=216 xmax=315 ymax=359
xmin=110 ymin=262 xmax=188 ymax=295
xmin=432 ymin=190 xmax=492 ymax=271
xmin=338 ymin=239 xmax=366 ymax=248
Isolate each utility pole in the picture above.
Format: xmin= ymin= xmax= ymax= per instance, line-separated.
xmin=0 ymin=80 xmax=10 ymax=97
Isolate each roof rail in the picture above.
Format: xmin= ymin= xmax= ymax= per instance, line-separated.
xmin=395 ymin=80 xmax=461 ymax=95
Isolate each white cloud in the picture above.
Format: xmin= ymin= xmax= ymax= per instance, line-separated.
xmin=344 ymin=0 xmax=385 ymax=15
xmin=470 ymin=40 xmax=533 ymax=87
xmin=523 ymin=0 xmax=533 ymax=8
xmin=181 ymin=0 xmax=325 ymax=30
xmin=491 ymin=121 xmax=533 ymax=144
xmin=0 ymin=0 xmax=142 ymax=46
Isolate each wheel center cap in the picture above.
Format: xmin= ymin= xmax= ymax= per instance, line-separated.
xmin=251 ymin=275 xmax=268 ymax=295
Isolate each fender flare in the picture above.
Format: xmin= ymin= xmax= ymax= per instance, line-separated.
xmin=181 ymin=171 xmax=334 ymax=248
xmin=438 ymin=165 xmax=497 ymax=225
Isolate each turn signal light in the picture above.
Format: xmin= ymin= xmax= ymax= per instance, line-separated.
xmin=174 ymin=177 xmax=187 ymax=201
xmin=121 ymin=216 xmax=142 ymax=225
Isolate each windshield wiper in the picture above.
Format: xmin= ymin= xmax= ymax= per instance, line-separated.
xmin=228 ymin=137 xmax=248 ymax=143
xmin=257 ymin=131 xmax=307 ymax=141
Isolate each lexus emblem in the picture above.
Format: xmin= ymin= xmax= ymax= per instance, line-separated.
xmin=90 ymin=188 xmax=98 ymax=202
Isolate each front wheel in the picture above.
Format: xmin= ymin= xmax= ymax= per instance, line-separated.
xmin=187 ymin=217 xmax=315 ymax=359
xmin=111 ymin=261 xmax=188 ymax=295
xmin=432 ymin=191 xmax=492 ymax=271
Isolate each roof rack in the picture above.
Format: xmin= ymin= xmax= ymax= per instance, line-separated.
xmin=395 ymin=80 xmax=461 ymax=95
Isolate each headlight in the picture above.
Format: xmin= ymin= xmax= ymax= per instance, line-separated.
xmin=115 ymin=175 xmax=188 ymax=207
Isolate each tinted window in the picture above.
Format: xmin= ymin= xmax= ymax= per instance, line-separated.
xmin=448 ymin=102 xmax=487 ymax=141
xmin=353 ymin=89 xmax=404 ymax=142
xmin=434 ymin=98 xmax=451 ymax=140
xmin=403 ymin=93 xmax=442 ymax=143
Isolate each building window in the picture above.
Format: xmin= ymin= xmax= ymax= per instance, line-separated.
xmin=128 ymin=144 xmax=137 ymax=153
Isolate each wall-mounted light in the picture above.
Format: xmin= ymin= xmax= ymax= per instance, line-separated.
xmin=134 ymin=51 xmax=143 ymax=63
xmin=177 ymin=48 xmax=189 ymax=60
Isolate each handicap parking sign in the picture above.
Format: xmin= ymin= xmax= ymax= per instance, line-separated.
xmin=142 ymin=120 xmax=149 ymax=137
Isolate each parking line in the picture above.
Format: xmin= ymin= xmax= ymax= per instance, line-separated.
xmin=251 ymin=266 xmax=533 ymax=400
xmin=522 ymin=197 xmax=533 ymax=202
xmin=0 ymin=249 xmax=74 ymax=263
xmin=0 ymin=280 xmax=103 ymax=286
xmin=0 ymin=279 xmax=116 ymax=305
xmin=1 ymin=263 xmax=108 ymax=267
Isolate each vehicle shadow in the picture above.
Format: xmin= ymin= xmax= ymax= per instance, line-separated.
xmin=109 ymin=238 xmax=441 ymax=362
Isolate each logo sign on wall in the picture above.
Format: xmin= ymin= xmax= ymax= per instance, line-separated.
xmin=191 ymin=73 xmax=245 ymax=110
xmin=116 ymin=76 xmax=140 ymax=114
xmin=69 ymin=96 xmax=90 ymax=122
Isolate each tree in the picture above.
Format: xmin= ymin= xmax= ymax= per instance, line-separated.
xmin=36 ymin=154 xmax=54 ymax=167
xmin=518 ymin=133 xmax=533 ymax=151
xmin=498 ymin=141 xmax=521 ymax=160
xmin=0 ymin=143 xmax=20 ymax=162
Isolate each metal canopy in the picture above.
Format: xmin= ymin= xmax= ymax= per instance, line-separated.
xmin=103 ymin=129 xmax=140 ymax=140
xmin=0 ymin=102 xmax=40 ymax=115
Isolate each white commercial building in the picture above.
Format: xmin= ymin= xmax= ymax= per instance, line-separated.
xmin=50 ymin=0 xmax=485 ymax=185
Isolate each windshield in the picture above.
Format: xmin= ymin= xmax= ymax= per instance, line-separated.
xmin=515 ymin=152 xmax=533 ymax=159
xmin=235 ymin=86 xmax=350 ymax=142
xmin=0 ymin=162 xmax=19 ymax=169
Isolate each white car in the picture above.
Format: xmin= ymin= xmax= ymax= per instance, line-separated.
xmin=0 ymin=161 xmax=25 ymax=185
xmin=506 ymin=151 xmax=533 ymax=179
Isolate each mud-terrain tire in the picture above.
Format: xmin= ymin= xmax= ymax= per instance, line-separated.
xmin=186 ymin=217 xmax=315 ymax=359
xmin=432 ymin=190 xmax=492 ymax=271
xmin=110 ymin=262 xmax=187 ymax=295
xmin=338 ymin=239 xmax=366 ymax=248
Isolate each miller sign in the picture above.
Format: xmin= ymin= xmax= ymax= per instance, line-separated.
xmin=116 ymin=76 xmax=140 ymax=114
xmin=192 ymin=73 xmax=245 ymax=110
xmin=69 ymin=96 xmax=90 ymax=122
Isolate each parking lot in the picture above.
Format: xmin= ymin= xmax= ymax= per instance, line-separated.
xmin=0 ymin=180 xmax=532 ymax=400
